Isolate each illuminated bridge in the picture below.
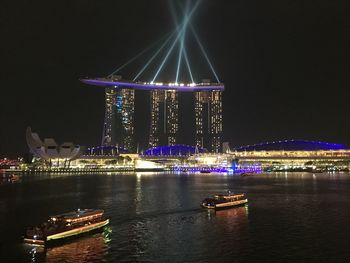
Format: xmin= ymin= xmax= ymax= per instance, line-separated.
xmin=81 ymin=1 xmax=224 ymax=153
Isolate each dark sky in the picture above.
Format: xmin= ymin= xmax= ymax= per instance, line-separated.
xmin=1 ymin=0 xmax=350 ymax=157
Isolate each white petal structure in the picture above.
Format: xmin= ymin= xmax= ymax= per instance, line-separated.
xmin=44 ymin=138 xmax=59 ymax=159
xmin=26 ymin=127 xmax=83 ymax=164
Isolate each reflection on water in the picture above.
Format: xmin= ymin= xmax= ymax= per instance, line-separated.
xmin=214 ymin=205 xmax=248 ymax=220
xmin=26 ymin=229 xmax=111 ymax=263
xmin=46 ymin=234 xmax=109 ymax=263
xmin=2 ymin=172 xmax=350 ymax=262
xmin=201 ymin=205 xmax=250 ymax=261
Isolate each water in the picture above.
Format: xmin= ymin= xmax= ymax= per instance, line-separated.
xmin=1 ymin=172 xmax=350 ymax=262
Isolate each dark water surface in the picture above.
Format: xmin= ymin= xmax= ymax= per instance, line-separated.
xmin=1 ymin=172 xmax=350 ymax=262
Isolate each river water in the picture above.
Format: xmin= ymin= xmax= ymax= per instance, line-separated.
xmin=1 ymin=172 xmax=350 ymax=262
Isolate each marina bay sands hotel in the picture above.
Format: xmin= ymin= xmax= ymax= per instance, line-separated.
xmin=82 ymin=76 xmax=224 ymax=153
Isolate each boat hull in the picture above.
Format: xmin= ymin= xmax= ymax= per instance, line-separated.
xmin=202 ymin=199 xmax=248 ymax=210
xmin=24 ymin=219 xmax=109 ymax=246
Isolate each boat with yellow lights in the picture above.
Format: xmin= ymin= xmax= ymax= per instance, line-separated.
xmin=201 ymin=192 xmax=248 ymax=209
xmin=23 ymin=209 xmax=109 ymax=246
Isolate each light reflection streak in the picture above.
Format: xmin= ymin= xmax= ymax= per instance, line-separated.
xmin=135 ymin=173 xmax=142 ymax=215
xmin=24 ymin=232 xmax=111 ymax=263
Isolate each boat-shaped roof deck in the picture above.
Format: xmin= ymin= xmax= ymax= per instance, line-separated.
xmin=81 ymin=78 xmax=224 ymax=92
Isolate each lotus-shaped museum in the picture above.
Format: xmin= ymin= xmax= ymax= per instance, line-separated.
xmin=26 ymin=127 xmax=83 ymax=166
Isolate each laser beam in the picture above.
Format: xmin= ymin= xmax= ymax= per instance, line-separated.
xmin=172 ymin=0 xmax=195 ymax=83
xmin=133 ymin=32 xmax=176 ymax=81
xmin=152 ymin=0 xmax=202 ymax=83
xmin=107 ymin=34 xmax=169 ymax=78
xmin=175 ymin=1 xmax=190 ymax=83
xmin=183 ymin=47 xmax=194 ymax=83
xmin=190 ymin=25 xmax=220 ymax=83
xmin=175 ymin=0 xmax=195 ymax=83
xmin=169 ymin=0 xmax=187 ymax=83
xmin=175 ymin=42 xmax=184 ymax=83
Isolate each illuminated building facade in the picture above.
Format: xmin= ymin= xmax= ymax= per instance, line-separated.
xmin=195 ymin=90 xmax=223 ymax=152
xmin=166 ymin=90 xmax=179 ymax=146
xmin=102 ymin=87 xmax=135 ymax=151
xmin=230 ymin=140 xmax=350 ymax=171
xmin=149 ymin=90 xmax=161 ymax=148
xmin=149 ymin=90 xmax=179 ymax=148
xmin=26 ymin=127 xmax=82 ymax=168
xmin=102 ymin=87 xmax=117 ymax=146
xmin=143 ymin=145 xmax=206 ymax=156
xmin=82 ymin=78 xmax=224 ymax=153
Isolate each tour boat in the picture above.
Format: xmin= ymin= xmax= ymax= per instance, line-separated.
xmin=24 ymin=209 xmax=109 ymax=246
xmin=201 ymin=192 xmax=248 ymax=209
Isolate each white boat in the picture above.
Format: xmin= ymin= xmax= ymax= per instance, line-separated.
xmin=24 ymin=209 xmax=109 ymax=246
xmin=201 ymin=193 xmax=248 ymax=209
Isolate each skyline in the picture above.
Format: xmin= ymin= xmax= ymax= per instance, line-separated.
xmin=2 ymin=0 xmax=350 ymax=157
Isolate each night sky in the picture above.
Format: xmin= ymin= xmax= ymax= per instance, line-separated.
xmin=1 ymin=0 xmax=350 ymax=157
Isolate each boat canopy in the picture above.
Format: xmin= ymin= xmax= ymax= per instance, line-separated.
xmin=214 ymin=193 xmax=245 ymax=200
xmin=50 ymin=209 xmax=104 ymax=222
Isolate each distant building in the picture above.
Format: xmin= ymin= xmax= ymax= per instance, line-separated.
xmin=230 ymin=140 xmax=350 ymax=171
xmin=102 ymin=75 xmax=135 ymax=151
xmin=143 ymin=144 xmax=207 ymax=156
xmin=194 ymin=90 xmax=223 ymax=153
xmin=26 ymin=127 xmax=83 ymax=167
xmin=82 ymin=77 xmax=224 ymax=153
xmin=149 ymin=90 xmax=179 ymax=147
xmin=222 ymin=142 xmax=230 ymax=153
xmin=70 ymin=145 xmax=136 ymax=169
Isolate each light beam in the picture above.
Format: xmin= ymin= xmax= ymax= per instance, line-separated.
xmin=107 ymin=34 xmax=169 ymax=78
xmin=133 ymin=32 xmax=176 ymax=81
xmin=183 ymin=47 xmax=194 ymax=83
xmin=190 ymin=25 xmax=220 ymax=82
xmin=152 ymin=0 xmax=202 ymax=83
xmin=176 ymin=0 xmax=195 ymax=83
xmin=175 ymin=1 xmax=191 ymax=83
